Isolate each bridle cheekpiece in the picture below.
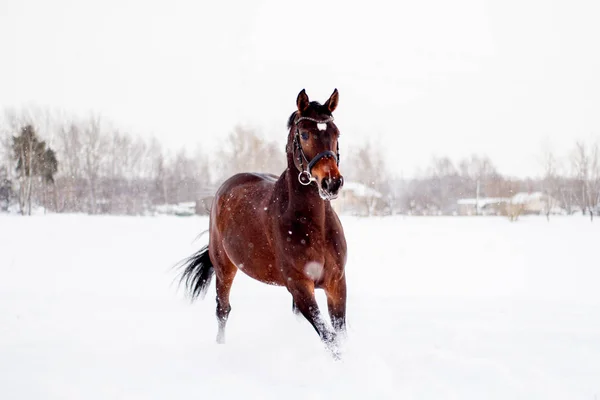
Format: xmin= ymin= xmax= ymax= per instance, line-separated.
xmin=293 ymin=115 xmax=340 ymax=186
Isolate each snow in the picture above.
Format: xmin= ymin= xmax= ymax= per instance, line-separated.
xmin=1 ymin=214 xmax=600 ymax=399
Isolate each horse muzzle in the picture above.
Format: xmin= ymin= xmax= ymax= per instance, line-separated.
xmin=318 ymin=175 xmax=344 ymax=201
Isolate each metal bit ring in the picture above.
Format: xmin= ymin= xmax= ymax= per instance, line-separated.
xmin=298 ymin=171 xmax=312 ymax=185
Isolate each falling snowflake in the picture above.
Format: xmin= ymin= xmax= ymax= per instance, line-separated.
xmin=304 ymin=261 xmax=324 ymax=280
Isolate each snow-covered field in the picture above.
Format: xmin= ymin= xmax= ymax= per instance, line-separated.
xmin=1 ymin=214 xmax=599 ymax=399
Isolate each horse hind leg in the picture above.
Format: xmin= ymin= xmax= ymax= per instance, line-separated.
xmin=216 ymin=299 xmax=231 ymax=344
xmin=215 ymin=260 xmax=237 ymax=344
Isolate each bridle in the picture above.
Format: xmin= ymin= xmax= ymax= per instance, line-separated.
xmin=293 ymin=116 xmax=340 ymax=185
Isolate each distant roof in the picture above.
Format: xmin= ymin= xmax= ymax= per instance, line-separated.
xmin=457 ymin=192 xmax=549 ymax=206
xmin=343 ymin=181 xmax=383 ymax=198
xmin=511 ymin=192 xmax=544 ymax=204
xmin=457 ymin=197 xmax=509 ymax=206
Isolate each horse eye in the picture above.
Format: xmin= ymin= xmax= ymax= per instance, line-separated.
xmin=301 ymin=132 xmax=309 ymax=140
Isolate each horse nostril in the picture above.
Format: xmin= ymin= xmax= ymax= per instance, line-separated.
xmin=321 ymin=178 xmax=331 ymax=191
xmin=330 ymin=178 xmax=341 ymax=194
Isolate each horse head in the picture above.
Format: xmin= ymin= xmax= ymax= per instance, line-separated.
xmin=287 ymin=89 xmax=344 ymax=200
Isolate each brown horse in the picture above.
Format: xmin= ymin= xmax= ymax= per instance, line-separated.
xmin=180 ymin=89 xmax=347 ymax=356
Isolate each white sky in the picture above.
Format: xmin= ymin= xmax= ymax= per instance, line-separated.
xmin=1 ymin=0 xmax=599 ymax=178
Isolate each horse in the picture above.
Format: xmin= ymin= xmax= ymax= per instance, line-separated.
xmin=180 ymin=89 xmax=347 ymax=356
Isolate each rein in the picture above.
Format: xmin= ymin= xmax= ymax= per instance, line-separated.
xmin=293 ymin=116 xmax=340 ymax=186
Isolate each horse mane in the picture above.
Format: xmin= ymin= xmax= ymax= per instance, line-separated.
xmin=287 ymin=101 xmax=332 ymax=129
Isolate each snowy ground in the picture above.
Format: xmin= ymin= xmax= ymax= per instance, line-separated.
xmin=1 ymin=214 xmax=599 ymax=399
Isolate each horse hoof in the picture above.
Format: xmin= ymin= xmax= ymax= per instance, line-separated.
xmin=327 ymin=343 xmax=342 ymax=360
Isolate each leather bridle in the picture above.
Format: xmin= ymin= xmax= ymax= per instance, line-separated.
xmin=293 ymin=116 xmax=340 ymax=186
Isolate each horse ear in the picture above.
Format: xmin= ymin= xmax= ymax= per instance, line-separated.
xmin=297 ymin=89 xmax=310 ymax=114
xmin=324 ymin=88 xmax=339 ymax=113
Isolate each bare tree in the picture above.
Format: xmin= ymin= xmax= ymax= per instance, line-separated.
xmin=152 ymin=144 xmax=170 ymax=205
xmin=2 ymin=106 xmax=219 ymax=215
xmin=589 ymin=141 xmax=600 ymax=220
xmin=344 ymin=142 xmax=388 ymax=216
xmin=56 ymin=121 xmax=84 ymax=211
xmin=539 ymin=145 xmax=561 ymax=221
xmin=571 ymin=141 xmax=592 ymax=219
xmin=1 ymin=109 xmax=25 ymax=193
xmin=379 ymin=174 xmax=405 ymax=215
xmin=170 ymin=148 xmax=199 ymax=203
xmin=81 ymin=115 xmax=107 ymax=214
xmin=0 ymin=131 xmax=13 ymax=193
xmin=216 ymin=125 xmax=284 ymax=181
xmin=58 ymin=122 xmax=83 ymax=178
xmin=426 ymin=156 xmax=459 ymax=213
xmin=124 ymin=135 xmax=149 ymax=214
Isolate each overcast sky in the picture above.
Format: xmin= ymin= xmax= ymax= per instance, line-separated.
xmin=1 ymin=0 xmax=599 ymax=178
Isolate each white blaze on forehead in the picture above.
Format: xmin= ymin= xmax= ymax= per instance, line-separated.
xmin=317 ymin=123 xmax=327 ymax=131
xmin=304 ymin=261 xmax=324 ymax=281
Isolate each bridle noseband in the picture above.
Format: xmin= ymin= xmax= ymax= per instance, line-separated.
xmin=293 ymin=116 xmax=340 ymax=185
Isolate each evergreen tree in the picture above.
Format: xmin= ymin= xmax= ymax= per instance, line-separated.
xmin=12 ymin=125 xmax=59 ymax=215
xmin=0 ymin=167 xmax=11 ymax=211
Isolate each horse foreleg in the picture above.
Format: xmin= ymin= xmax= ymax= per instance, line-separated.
xmin=325 ymin=275 xmax=347 ymax=335
xmin=287 ymin=278 xmax=336 ymax=346
xmin=292 ymin=300 xmax=301 ymax=315
xmin=215 ymin=265 xmax=237 ymax=344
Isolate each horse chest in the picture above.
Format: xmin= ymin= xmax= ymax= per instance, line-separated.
xmin=275 ymin=222 xmax=343 ymax=282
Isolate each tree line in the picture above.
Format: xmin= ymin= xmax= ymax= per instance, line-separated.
xmin=365 ymin=146 xmax=600 ymax=218
xmin=1 ymin=106 xmax=599 ymax=217
xmin=0 ymin=107 xmax=283 ymax=215
xmin=0 ymin=109 xmax=234 ymax=215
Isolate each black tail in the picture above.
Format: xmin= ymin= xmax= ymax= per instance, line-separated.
xmin=179 ymin=245 xmax=214 ymax=300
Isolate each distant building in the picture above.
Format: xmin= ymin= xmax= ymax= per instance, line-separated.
xmin=333 ymin=181 xmax=384 ymax=216
xmin=510 ymin=192 xmax=562 ymax=215
xmin=457 ymin=197 xmax=509 ymax=216
xmin=457 ymin=191 xmax=562 ymax=216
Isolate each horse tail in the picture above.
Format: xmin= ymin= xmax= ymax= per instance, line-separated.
xmin=179 ymin=245 xmax=214 ymax=300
